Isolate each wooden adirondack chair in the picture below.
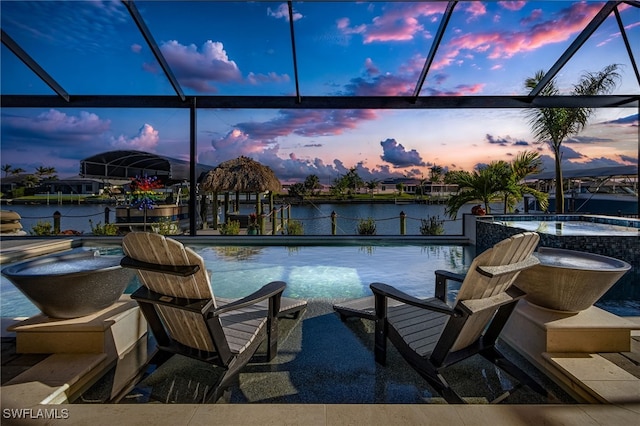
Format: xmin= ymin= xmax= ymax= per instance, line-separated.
xmin=339 ymin=232 xmax=545 ymax=403
xmin=120 ymin=232 xmax=304 ymax=403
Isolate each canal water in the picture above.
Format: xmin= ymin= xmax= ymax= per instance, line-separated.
xmin=4 ymin=202 xmax=465 ymax=235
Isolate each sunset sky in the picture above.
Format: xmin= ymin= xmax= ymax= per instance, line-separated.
xmin=1 ymin=1 xmax=638 ymax=184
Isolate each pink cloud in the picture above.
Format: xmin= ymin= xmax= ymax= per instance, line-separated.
xmin=1 ymin=109 xmax=110 ymax=143
xmin=337 ymin=2 xmax=446 ymax=44
xmin=464 ymin=2 xmax=487 ymax=22
xmin=130 ymin=44 xmax=142 ymax=54
xmin=521 ymin=8 xmax=543 ymax=25
xmin=236 ymin=109 xmax=378 ymax=141
xmin=424 ymin=83 xmax=485 ymax=96
xmin=434 ymin=2 xmax=603 ymax=69
xmin=498 ymin=1 xmax=526 ymax=12
xmin=345 ymin=74 xmax=415 ymax=96
xmin=364 ymin=58 xmax=380 ymax=76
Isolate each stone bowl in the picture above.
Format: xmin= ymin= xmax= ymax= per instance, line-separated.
xmin=515 ymin=247 xmax=631 ymax=313
xmin=2 ymin=250 xmax=134 ymax=319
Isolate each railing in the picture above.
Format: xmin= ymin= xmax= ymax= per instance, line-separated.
xmin=259 ymin=205 xmax=291 ymax=235
xmin=285 ymin=210 xmax=456 ymax=236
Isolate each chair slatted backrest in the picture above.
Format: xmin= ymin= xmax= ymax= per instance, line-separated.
xmin=122 ymin=232 xmax=217 ymax=352
xmin=448 ymin=232 xmax=539 ymax=352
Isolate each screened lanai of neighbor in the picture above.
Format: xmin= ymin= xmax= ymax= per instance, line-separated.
xmin=1 ymin=1 xmax=639 ymax=233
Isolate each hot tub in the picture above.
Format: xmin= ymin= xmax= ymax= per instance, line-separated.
xmin=1 ymin=250 xmax=134 ymax=319
xmin=476 ymin=214 xmax=639 ymax=304
xmin=515 ymin=247 xmax=631 ymax=313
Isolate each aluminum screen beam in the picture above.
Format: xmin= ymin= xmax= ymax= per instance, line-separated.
xmin=412 ymin=1 xmax=457 ymax=99
xmin=123 ymin=0 xmax=185 ymax=101
xmin=529 ymin=1 xmax=619 ymax=97
xmin=2 ymin=95 xmax=637 ymax=109
xmin=1 ymin=29 xmax=70 ymax=102
xmin=614 ymin=5 xmax=640 ymax=88
xmin=288 ymin=1 xmax=301 ymax=104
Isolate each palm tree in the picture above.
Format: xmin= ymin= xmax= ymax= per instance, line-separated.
xmin=365 ymin=179 xmax=379 ymax=198
xmin=428 ymin=165 xmax=444 ymax=183
xmin=524 ymin=64 xmax=620 ymax=213
xmin=303 ymin=174 xmax=321 ymax=196
xmin=444 ymin=162 xmax=509 ymax=218
xmin=503 ymin=151 xmax=549 ymax=214
xmin=2 ymin=164 xmax=12 ymax=177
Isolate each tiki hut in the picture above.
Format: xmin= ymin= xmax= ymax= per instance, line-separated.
xmin=201 ymin=156 xmax=281 ymax=229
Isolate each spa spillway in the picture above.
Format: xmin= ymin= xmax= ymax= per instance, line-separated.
xmin=1 ymin=250 xmax=134 ymax=319
xmin=515 ymin=247 xmax=631 ymax=313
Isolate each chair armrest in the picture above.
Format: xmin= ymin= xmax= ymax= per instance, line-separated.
xmin=213 ymin=281 xmax=286 ymax=316
xmin=434 ymin=270 xmax=465 ymax=283
xmin=434 ymin=269 xmax=466 ymax=301
xmin=458 ymin=285 xmax=526 ymax=315
xmin=476 ymin=256 xmax=539 ymax=278
xmin=370 ymin=282 xmax=460 ymax=317
xmin=121 ymin=256 xmax=200 ymax=277
xmin=131 ymin=285 xmax=213 ymax=313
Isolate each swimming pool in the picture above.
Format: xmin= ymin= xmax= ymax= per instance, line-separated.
xmin=0 ymin=243 xmax=473 ymax=318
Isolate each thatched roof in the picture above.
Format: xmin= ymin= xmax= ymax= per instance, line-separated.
xmin=201 ymin=156 xmax=281 ymax=193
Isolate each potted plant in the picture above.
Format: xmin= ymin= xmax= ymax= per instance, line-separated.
xmin=129 ymin=175 xmax=163 ymax=230
xmin=247 ymin=213 xmax=259 ymax=235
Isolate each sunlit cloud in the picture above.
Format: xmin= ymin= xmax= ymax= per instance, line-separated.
xmin=149 ymin=40 xmax=289 ymax=93
xmin=111 ymin=124 xmax=159 ymax=150
xmin=267 ymin=3 xmax=302 ymax=22
xmin=156 ymin=40 xmax=241 ymax=92
xmin=130 ymin=44 xmax=142 ymax=54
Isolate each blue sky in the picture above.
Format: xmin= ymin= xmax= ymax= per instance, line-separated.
xmin=1 ymin=1 xmax=638 ymax=184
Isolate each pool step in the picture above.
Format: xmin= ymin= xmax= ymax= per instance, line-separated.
xmin=502 ymin=302 xmax=640 ymax=403
xmin=543 ymin=351 xmax=640 ymax=404
xmin=2 ymin=353 xmax=109 ymax=405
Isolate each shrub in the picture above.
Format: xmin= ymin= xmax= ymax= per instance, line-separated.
xmin=152 ymin=218 xmax=180 ymax=235
xmin=218 ymin=220 xmax=240 ymax=235
xmin=357 ymin=217 xmax=377 ymax=235
xmin=420 ymin=216 xmax=445 ymax=236
xmin=286 ymin=219 xmax=304 ymax=235
xmin=89 ymin=220 xmax=119 ymax=236
xmin=30 ymin=220 xmax=53 ymax=236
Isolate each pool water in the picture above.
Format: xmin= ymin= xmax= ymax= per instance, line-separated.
xmin=0 ymin=244 xmax=472 ymax=317
xmin=496 ymin=220 xmax=638 ymax=236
